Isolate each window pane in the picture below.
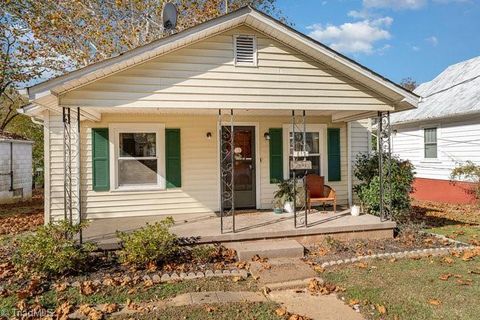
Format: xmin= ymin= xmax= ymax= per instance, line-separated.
xmin=424 ymin=128 xmax=437 ymax=144
xmin=290 ymin=132 xmax=319 ymax=154
xmin=120 ymin=133 xmax=156 ymax=157
xmin=118 ymin=159 xmax=157 ymax=185
xmin=424 ymin=144 xmax=437 ymax=158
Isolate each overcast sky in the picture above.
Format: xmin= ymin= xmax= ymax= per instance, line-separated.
xmin=277 ymin=0 xmax=480 ymax=84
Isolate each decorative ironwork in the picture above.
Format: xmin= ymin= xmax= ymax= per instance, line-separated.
xmin=63 ymin=107 xmax=73 ymax=225
xmin=377 ymin=111 xmax=392 ymax=221
xmin=218 ymin=109 xmax=235 ymax=233
xmin=63 ymin=107 xmax=82 ymax=236
xmin=291 ymin=110 xmax=309 ymax=228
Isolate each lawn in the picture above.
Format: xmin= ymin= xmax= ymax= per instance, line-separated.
xmin=113 ymin=302 xmax=284 ymax=320
xmin=427 ymin=224 xmax=480 ymax=245
xmin=323 ymin=253 xmax=480 ymax=320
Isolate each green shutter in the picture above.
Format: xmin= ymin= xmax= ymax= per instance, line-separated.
xmin=92 ymin=128 xmax=110 ymax=191
xmin=327 ymin=128 xmax=341 ymax=181
xmin=269 ymin=128 xmax=283 ymax=183
xmin=165 ymin=129 xmax=181 ymax=188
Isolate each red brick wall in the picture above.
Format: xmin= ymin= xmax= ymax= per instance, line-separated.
xmin=411 ymin=178 xmax=477 ymax=204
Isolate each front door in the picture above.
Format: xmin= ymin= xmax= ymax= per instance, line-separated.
xmin=221 ymin=126 xmax=256 ymax=209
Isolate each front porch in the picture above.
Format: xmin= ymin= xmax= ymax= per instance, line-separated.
xmin=82 ymin=208 xmax=396 ymax=250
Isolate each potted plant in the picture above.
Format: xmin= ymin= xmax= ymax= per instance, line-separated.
xmin=272 ymin=197 xmax=283 ymax=214
xmin=274 ymin=179 xmax=295 ymax=214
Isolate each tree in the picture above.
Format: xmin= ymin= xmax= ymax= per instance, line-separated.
xmin=5 ymin=0 xmax=283 ymax=68
xmin=400 ymin=77 xmax=418 ymax=92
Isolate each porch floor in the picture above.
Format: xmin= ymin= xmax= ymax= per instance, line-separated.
xmin=82 ymin=208 xmax=396 ymax=249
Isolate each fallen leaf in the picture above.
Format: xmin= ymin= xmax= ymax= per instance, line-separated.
xmin=79 ymin=281 xmax=97 ymax=296
xmin=102 ymin=303 xmax=118 ymax=314
xmin=275 ymin=307 xmax=287 ymax=316
xmin=205 ymin=306 xmax=217 ymax=312
xmin=442 ymin=257 xmax=454 ymax=265
xmin=313 ymin=265 xmax=325 ymax=273
xmin=456 ymin=279 xmax=473 ymax=286
xmin=376 ymin=305 xmax=387 ymax=314
xmin=348 ymin=299 xmax=360 ymax=306
xmin=428 ymin=299 xmax=441 ymax=306
xmin=143 ymin=279 xmax=154 ymax=287
xmin=355 ymin=262 xmax=368 ymax=269
xmin=54 ymin=282 xmax=68 ymax=292
xmin=231 ymin=276 xmax=243 ymax=282
xmin=439 ymin=273 xmax=452 ymax=281
xmin=263 ymin=286 xmax=271 ymax=295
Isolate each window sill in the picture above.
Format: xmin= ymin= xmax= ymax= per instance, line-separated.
xmin=111 ymin=186 xmax=166 ymax=193
xmin=420 ymin=159 xmax=442 ymax=164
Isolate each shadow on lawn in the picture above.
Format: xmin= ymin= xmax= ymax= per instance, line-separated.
xmin=409 ymin=204 xmax=467 ymax=228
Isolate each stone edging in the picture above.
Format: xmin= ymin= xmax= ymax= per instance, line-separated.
xmin=319 ymin=230 xmax=478 ymax=268
xmin=151 ymin=268 xmax=249 ymax=282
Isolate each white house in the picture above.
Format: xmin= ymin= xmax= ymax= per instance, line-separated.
xmin=18 ymin=7 xmax=416 ymax=241
xmin=0 ymin=133 xmax=33 ymax=204
xmin=391 ymin=56 xmax=480 ymax=204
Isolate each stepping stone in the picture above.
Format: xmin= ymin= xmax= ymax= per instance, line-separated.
xmin=225 ymin=239 xmax=305 ymax=261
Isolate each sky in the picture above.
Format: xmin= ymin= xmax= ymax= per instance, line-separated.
xmin=276 ymin=0 xmax=480 ymax=84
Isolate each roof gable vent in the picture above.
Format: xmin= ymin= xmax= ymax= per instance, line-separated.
xmin=234 ymin=35 xmax=257 ymax=66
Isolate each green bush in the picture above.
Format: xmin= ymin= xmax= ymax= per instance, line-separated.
xmin=451 ymin=161 xmax=480 ymax=199
xmin=13 ymin=220 xmax=95 ymax=276
xmin=116 ymin=217 xmax=180 ymax=267
xmin=353 ymin=153 xmax=415 ymax=221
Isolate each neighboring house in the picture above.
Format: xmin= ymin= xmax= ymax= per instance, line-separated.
xmin=391 ymin=56 xmax=480 ymax=204
xmin=0 ymin=132 xmax=33 ymax=204
xmin=19 ymin=7 xmax=416 ymax=225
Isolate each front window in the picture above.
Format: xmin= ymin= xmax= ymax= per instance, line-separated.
xmin=289 ymin=132 xmax=321 ymax=177
xmin=118 ymin=132 xmax=158 ymax=186
xmin=424 ymin=127 xmax=437 ymax=158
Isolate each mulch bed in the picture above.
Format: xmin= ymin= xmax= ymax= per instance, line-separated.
xmin=305 ymin=230 xmax=463 ymax=265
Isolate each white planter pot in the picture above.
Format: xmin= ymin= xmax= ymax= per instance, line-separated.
xmin=351 ymin=205 xmax=360 ymax=216
xmin=284 ymin=201 xmax=295 ymax=214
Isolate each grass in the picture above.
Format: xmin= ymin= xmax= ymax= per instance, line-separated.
xmin=323 ymin=255 xmax=480 ymax=320
xmin=427 ymin=224 xmax=480 ymax=244
xmin=113 ymin=302 xmax=284 ymax=320
xmin=3 ymin=277 xmax=259 ymax=313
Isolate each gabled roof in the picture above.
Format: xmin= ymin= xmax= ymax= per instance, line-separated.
xmin=25 ymin=6 xmax=417 ymax=114
xmin=391 ymin=56 xmax=480 ymax=125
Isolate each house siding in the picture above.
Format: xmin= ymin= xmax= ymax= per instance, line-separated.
xmin=60 ymin=26 xmax=390 ymax=111
xmin=45 ymin=112 xmax=352 ymax=220
xmin=392 ymin=115 xmax=480 ymax=181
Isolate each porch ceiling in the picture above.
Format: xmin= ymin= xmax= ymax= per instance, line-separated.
xmin=77 ymin=106 xmax=377 ymax=122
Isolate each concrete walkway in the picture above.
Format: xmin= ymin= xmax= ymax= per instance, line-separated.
xmin=269 ymin=289 xmax=364 ymax=320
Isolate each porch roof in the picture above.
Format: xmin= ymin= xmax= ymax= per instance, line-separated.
xmin=21 ymin=6 xmax=417 ymax=123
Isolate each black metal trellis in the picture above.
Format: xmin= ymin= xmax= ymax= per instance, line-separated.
xmin=63 ymin=107 xmax=82 ymax=239
xmin=291 ymin=110 xmax=309 ymax=228
xmin=218 ymin=109 xmax=235 ymax=233
xmin=377 ymin=111 xmax=392 ymax=221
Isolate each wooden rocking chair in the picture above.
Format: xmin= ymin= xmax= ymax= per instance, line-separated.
xmin=305 ymin=174 xmax=337 ymax=213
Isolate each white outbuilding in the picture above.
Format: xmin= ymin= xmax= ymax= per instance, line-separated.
xmin=0 ymin=132 xmax=33 ymax=204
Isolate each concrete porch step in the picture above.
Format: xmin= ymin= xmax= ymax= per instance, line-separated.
xmin=225 ymin=239 xmax=305 ymax=261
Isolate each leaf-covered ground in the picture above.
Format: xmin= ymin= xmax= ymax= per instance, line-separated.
xmin=411 ymin=200 xmax=480 ymax=226
xmin=0 ymin=191 xmax=43 ymax=235
xmin=323 ymin=249 xmax=480 ymax=320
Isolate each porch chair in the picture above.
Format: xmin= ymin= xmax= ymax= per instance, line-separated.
xmin=305 ymin=174 xmax=337 ymax=213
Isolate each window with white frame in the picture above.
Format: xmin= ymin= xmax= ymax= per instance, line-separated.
xmin=283 ymin=124 xmax=327 ymax=180
xmin=111 ymin=124 xmax=165 ymax=189
xmin=424 ymin=127 xmax=437 ymax=159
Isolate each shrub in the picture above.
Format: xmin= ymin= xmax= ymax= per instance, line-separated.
xmin=13 ymin=220 xmax=95 ymax=276
xmin=451 ymin=161 xmax=480 ymax=199
xmin=353 ymin=153 xmax=415 ymax=221
xmin=116 ymin=217 xmax=180 ymax=267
